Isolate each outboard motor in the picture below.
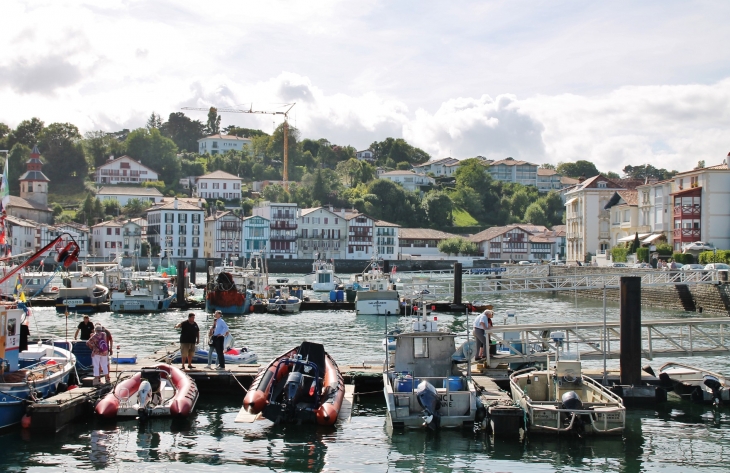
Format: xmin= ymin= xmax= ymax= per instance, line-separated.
xmin=415 ymin=380 xmax=441 ymax=430
xmin=703 ymin=375 xmax=725 ymax=407
xmin=137 ymin=379 xmax=152 ymax=419
xmin=284 ymin=371 xmax=306 ymax=406
xmin=560 ymin=391 xmax=585 ymax=434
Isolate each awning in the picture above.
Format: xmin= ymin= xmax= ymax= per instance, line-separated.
xmin=565 ymin=197 xmax=577 ymax=205
xmin=617 ymin=233 xmax=651 ymax=242
xmin=641 ymin=233 xmax=664 ymax=244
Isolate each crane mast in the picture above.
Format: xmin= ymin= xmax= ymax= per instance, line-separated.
xmin=182 ymin=103 xmax=295 ymax=189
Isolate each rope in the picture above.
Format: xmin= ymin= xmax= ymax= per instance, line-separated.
xmin=224 ymin=369 xmax=248 ymax=393
xmin=0 ymin=388 xmax=31 ymax=402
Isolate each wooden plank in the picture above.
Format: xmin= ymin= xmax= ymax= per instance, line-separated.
xmin=472 ymin=375 xmax=511 ymax=403
xmin=338 ymin=385 xmax=355 ymax=422
xmin=234 ymin=407 xmax=263 ymax=423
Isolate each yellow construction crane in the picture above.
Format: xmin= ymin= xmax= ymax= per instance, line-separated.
xmin=182 ymin=103 xmax=296 ymax=188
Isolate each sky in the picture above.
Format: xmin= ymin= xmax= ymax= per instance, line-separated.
xmin=2 ymin=0 xmax=730 ymax=174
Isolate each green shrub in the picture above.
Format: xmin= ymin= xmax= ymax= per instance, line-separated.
xmin=636 ymin=247 xmax=649 ymax=263
xmin=673 ymin=253 xmax=694 ymax=264
xmin=655 ymin=243 xmax=672 ymax=255
xmin=699 ymin=249 xmax=730 ymax=264
xmin=611 ymin=247 xmax=628 ymax=262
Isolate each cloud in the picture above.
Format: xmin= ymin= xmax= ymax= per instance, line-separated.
xmin=0 ymin=55 xmax=83 ymax=94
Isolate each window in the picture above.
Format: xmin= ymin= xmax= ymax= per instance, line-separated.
xmin=413 ymin=338 xmax=429 ymax=358
xmin=178 ymin=214 xmax=187 ymax=223
xmin=597 ymin=182 xmax=607 ymax=188
xmin=165 ymin=213 xmax=174 ymax=223
xmin=165 ymin=224 xmax=173 ymax=235
xmin=192 ymin=224 xmax=200 ymax=235
xmin=192 ymin=214 xmax=201 ymax=224
xmin=179 ymin=225 xmax=187 ymax=234
xmin=179 ymin=236 xmax=187 ymax=246
xmin=115 ymin=228 xmax=120 ymax=235
xmin=192 ymin=237 xmax=200 ymax=247
xmin=213 ymin=183 xmax=219 ymax=189
xmin=223 ymin=183 xmax=227 ymax=189
xmin=106 ymin=228 xmax=111 ymax=235
xmin=324 ymin=218 xmax=328 ymax=224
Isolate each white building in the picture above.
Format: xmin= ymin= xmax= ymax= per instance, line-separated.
xmin=198 ymin=134 xmax=252 ymax=155
xmin=253 ymin=201 xmax=298 ymax=258
xmin=91 ymin=220 xmax=124 ymax=258
xmin=298 ymin=207 xmax=347 ymax=260
xmin=355 ymin=149 xmax=375 ymax=163
xmin=146 ymin=198 xmax=205 ymax=258
xmin=203 ymin=211 xmax=244 ymax=260
xmin=5 ymin=216 xmax=36 ymax=256
xmin=398 ymin=228 xmax=459 ymax=258
xmin=375 ymin=220 xmax=400 ymax=260
xmin=195 ymin=170 xmax=242 ymax=201
xmin=344 ymin=211 xmax=374 ymax=259
xmin=378 ymin=170 xmax=435 ymax=192
xmin=94 ymin=156 xmax=159 ymax=185
xmin=413 ymin=157 xmax=461 ymax=177
xmin=96 ymin=186 xmax=164 ymax=207
xmin=40 ymin=222 xmax=90 ymax=258
xmin=488 ymin=158 xmax=538 ymax=186
xmin=243 ymin=216 xmax=270 ymax=259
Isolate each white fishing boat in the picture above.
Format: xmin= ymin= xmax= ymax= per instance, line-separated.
xmin=110 ymin=277 xmax=176 ymax=313
xmin=304 ymin=257 xmax=341 ymax=292
xmin=352 ymin=254 xmax=399 ymax=316
xmin=657 ymin=362 xmax=730 ymax=405
xmin=383 ymin=312 xmax=485 ymax=430
xmin=268 ymin=287 xmax=302 ymax=314
xmin=510 ymin=339 xmax=625 ymax=436
xmin=0 ymin=308 xmax=76 ymax=429
xmin=55 ymin=271 xmax=109 ymax=314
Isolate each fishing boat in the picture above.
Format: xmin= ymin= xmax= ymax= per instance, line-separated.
xmin=55 ymin=272 xmax=109 ymax=314
xmin=383 ymin=313 xmax=486 ymax=430
xmin=352 ymin=254 xmax=399 ymax=316
xmin=510 ymin=348 xmax=625 ymax=435
xmin=304 ymin=257 xmax=341 ymax=292
xmin=267 ymin=287 xmax=302 ymax=314
xmin=657 ymin=362 xmax=730 ymax=405
xmin=206 ymin=254 xmax=268 ymax=315
xmin=95 ymin=364 xmax=199 ymax=419
xmin=243 ymin=341 xmax=345 ymax=426
xmin=110 ymin=277 xmax=176 ymax=313
xmin=0 ymin=308 xmax=77 ymax=429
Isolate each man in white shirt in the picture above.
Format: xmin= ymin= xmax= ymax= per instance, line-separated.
xmin=473 ymin=310 xmax=489 ymax=359
xmin=211 ymin=311 xmax=230 ymax=370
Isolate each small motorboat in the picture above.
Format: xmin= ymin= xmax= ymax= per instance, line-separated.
xmin=510 ymin=357 xmax=625 ymax=435
xmin=171 ymin=336 xmax=258 ymax=365
xmin=657 ymin=362 xmax=730 ymax=405
xmin=95 ymin=364 xmax=199 ymax=419
xmin=267 ymin=289 xmax=302 ymax=314
xmin=243 ymin=341 xmax=345 ymax=426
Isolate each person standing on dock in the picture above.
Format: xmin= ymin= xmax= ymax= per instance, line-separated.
xmin=87 ymin=324 xmax=110 ymax=385
xmin=211 ymin=310 xmax=229 ymax=370
xmin=204 ymin=317 xmax=218 ymax=370
xmin=473 ymin=310 xmax=489 ymax=359
xmin=74 ymin=315 xmax=94 ymax=340
xmin=175 ymin=313 xmax=199 ymax=370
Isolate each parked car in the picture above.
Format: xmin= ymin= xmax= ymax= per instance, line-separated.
xmin=549 ymin=260 xmax=566 ymax=266
xmin=704 ymin=263 xmax=730 ymax=270
xmin=518 ymin=261 xmax=533 ymax=266
xmin=680 ymin=264 xmax=705 ymax=271
xmin=633 ymin=263 xmax=652 ymax=269
xmin=609 ymin=263 xmax=628 ymax=268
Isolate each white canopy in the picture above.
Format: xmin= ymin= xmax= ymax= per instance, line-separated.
xmin=617 ymin=233 xmax=651 ymax=243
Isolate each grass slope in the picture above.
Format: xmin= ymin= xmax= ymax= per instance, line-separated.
xmin=452 ymin=207 xmax=479 ymax=226
xmin=48 ymin=177 xmax=91 ymax=208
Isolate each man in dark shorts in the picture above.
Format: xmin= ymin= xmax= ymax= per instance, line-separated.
xmin=175 ymin=313 xmax=199 ymax=370
xmin=74 ymin=315 xmax=95 ymax=340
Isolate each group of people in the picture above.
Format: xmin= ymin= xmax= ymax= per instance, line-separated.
xmin=175 ymin=310 xmax=230 ymax=371
xmin=74 ymin=315 xmax=113 ymax=386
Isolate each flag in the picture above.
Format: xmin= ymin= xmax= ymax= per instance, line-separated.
xmin=0 ymin=156 xmax=8 ymax=213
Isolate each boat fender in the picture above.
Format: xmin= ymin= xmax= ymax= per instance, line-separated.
xmin=57 ymin=382 xmax=68 ymax=393
xmin=21 ymin=414 xmax=31 ymax=429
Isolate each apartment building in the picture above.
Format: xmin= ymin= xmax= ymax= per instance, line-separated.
xmin=378 ymin=170 xmax=435 ymax=192
xmin=375 ymin=220 xmax=400 ymax=260
xmin=195 ymin=170 xmax=242 ymax=201
xmin=412 ymin=157 xmax=462 ymax=177
xmin=94 ymin=156 xmax=159 ymax=185
xmin=469 ymin=224 xmax=552 ymax=261
xmin=344 ymin=211 xmax=374 ymax=259
xmin=198 ymin=134 xmax=252 ymax=155
xmin=253 ymin=201 xmax=298 ymax=258
xmin=146 ymin=198 xmax=204 ymax=258
xmin=298 ymin=207 xmax=347 ymax=260
xmin=96 ymin=186 xmax=164 ymax=206
xmin=242 ymin=216 xmax=270 ymax=259
xmin=203 ymin=211 xmax=244 ymax=260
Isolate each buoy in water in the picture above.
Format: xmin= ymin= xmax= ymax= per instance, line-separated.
xmin=21 ymin=414 xmax=31 ymax=429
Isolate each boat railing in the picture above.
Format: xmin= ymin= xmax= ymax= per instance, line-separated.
xmin=111 ymin=367 xmax=178 ymax=403
xmin=387 ymin=370 xmax=471 ymax=418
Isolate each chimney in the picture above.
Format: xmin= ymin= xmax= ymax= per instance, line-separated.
xmin=340 ymin=208 xmax=345 ymax=217
xmin=578 ymin=174 xmax=586 ymax=183
xmin=198 ymin=198 xmax=203 ymax=208
xmin=173 ymin=197 xmax=178 ymax=210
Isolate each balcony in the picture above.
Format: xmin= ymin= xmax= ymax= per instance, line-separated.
xmin=270 ymin=234 xmax=297 ymax=241
xmin=271 ymin=221 xmax=297 ymax=230
xmin=674 ymin=228 xmax=701 ymax=241
xmin=599 ymin=232 xmax=610 ymax=240
xmin=673 ymin=205 xmax=701 ymax=219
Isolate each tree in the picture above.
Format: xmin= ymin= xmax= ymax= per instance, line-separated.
xmin=540 ymin=163 xmax=556 ymax=170
xmin=161 ymin=113 xmax=206 ymax=152
xmin=621 ymin=164 xmax=676 ymax=181
xmin=38 ymin=122 xmax=87 ymax=181
xmin=459 ymin=239 xmax=479 ymax=256
xmin=556 ymin=160 xmax=600 ymax=179
xmin=7 ymin=118 xmax=44 ymax=149
xmin=438 ymin=237 xmax=461 ymax=256
xmin=123 ymin=198 xmax=151 ymax=218
xmin=206 ymin=107 xmax=221 ymax=135
xmin=83 ymin=130 xmax=125 ymax=168
xmin=421 ymin=191 xmax=453 ymax=227
xmin=52 ymin=203 xmax=64 ymax=216
xmin=454 ymin=158 xmax=491 ymax=190
xmin=125 ymin=128 xmax=181 ymax=185
xmin=223 ymin=125 xmax=268 ymax=139
xmin=6 ymin=144 xmax=29 ymax=194
xmin=452 ymin=186 xmax=484 ymax=220
xmin=103 ymin=200 xmax=121 ymax=217
xmin=523 ymin=202 xmax=549 ymax=226
xmin=510 ymin=189 xmax=530 ymax=220
xmin=370 ymin=137 xmax=431 ymax=165
xmin=396 ymin=161 xmax=411 ymax=170
xmin=146 ymin=112 xmax=163 ymax=130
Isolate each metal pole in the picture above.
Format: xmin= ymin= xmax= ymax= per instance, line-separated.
xmin=466 ymin=306 xmax=471 ymax=379
xmin=603 ymin=284 xmax=607 ymax=385
xmin=620 ymin=276 xmax=642 ymax=386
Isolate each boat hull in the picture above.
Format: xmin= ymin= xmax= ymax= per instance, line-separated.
xmin=355 ymin=298 xmax=400 ymax=316
xmin=243 ymin=343 xmax=345 ymax=426
xmin=111 ymin=294 xmax=176 ymax=313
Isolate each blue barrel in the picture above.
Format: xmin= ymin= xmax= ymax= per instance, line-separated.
xmin=396 ymin=376 xmax=413 ymax=392
xmin=336 ymin=290 xmax=344 ymax=302
xmin=330 ymin=290 xmax=337 ymax=302
xmin=444 ymin=376 xmax=464 ymax=391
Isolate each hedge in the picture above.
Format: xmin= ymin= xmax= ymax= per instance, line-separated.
xmin=611 ymin=247 xmax=628 ymax=262
xmin=655 ymin=243 xmax=673 ymax=255
xmin=636 ymin=247 xmax=649 ymax=263
xmin=672 ymin=253 xmax=694 ymax=264
xmin=698 ymin=250 xmax=730 ymax=264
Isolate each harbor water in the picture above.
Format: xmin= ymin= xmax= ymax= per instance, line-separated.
xmin=3 ymin=279 xmax=730 ymax=472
